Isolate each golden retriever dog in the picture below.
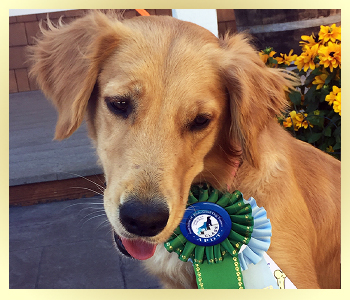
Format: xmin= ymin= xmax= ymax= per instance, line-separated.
xmin=29 ymin=11 xmax=340 ymax=289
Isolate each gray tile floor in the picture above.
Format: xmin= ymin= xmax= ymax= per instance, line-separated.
xmin=9 ymin=196 xmax=161 ymax=289
xmin=9 ymin=91 xmax=161 ymax=289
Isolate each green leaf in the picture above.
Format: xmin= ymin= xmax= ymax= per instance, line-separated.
xmin=308 ymin=132 xmax=323 ymax=144
xmin=333 ymin=126 xmax=341 ymax=137
xmin=316 ymin=110 xmax=327 ymax=117
xmin=271 ymin=58 xmax=278 ymax=65
xmin=307 ymin=115 xmax=324 ymax=127
xmin=304 ymin=85 xmax=317 ymax=104
xmin=320 ymin=87 xmax=330 ymax=102
xmin=306 ymin=101 xmax=319 ymax=113
xmin=311 ymin=67 xmax=323 ymax=76
xmin=333 ymin=142 xmax=341 ymax=150
xmin=324 ymin=72 xmax=335 ymax=85
xmin=328 ymin=136 xmax=336 ymax=146
xmin=324 ymin=126 xmax=332 ymax=137
xmin=289 ymin=91 xmax=302 ymax=105
xmin=330 ymin=114 xmax=341 ymax=124
xmin=298 ymin=135 xmax=307 ymax=142
xmin=336 ymin=134 xmax=341 ymax=144
xmin=319 ymin=143 xmax=327 ymax=151
xmin=304 ymin=73 xmax=317 ymax=86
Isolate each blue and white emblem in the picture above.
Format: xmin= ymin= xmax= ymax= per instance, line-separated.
xmin=180 ymin=202 xmax=232 ymax=246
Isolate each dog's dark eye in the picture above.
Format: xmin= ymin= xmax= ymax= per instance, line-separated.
xmin=105 ymin=96 xmax=132 ymax=118
xmin=190 ymin=114 xmax=211 ymax=131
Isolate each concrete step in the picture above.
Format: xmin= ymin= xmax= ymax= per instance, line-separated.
xmin=10 ymin=90 xmax=102 ymax=187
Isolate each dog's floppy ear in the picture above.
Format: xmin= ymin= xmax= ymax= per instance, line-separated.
xmin=219 ymin=33 xmax=295 ymax=168
xmin=29 ymin=12 xmax=131 ymax=139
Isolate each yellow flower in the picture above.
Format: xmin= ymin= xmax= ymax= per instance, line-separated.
xmin=276 ymin=49 xmax=298 ymax=66
xmin=299 ymin=33 xmax=318 ymax=49
xmin=325 ymin=86 xmax=341 ymax=106
xmin=285 ymin=111 xmax=312 ymax=131
xmin=295 ymin=112 xmax=313 ymax=130
xmin=319 ymin=24 xmax=341 ymax=43
xmin=259 ymin=49 xmax=276 ymax=64
xmin=318 ymin=42 xmax=341 ymax=72
xmin=333 ymin=92 xmax=341 ymax=116
xmin=312 ymin=73 xmax=328 ymax=90
xmin=301 ymin=118 xmax=312 ymax=129
xmin=295 ymin=44 xmax=319 ymax=72
xmin=283 ymin=117 xmax=293 ymax=128
xmin=326 ymin=145 xmax=335 ymax=153
xmin=326 ymin=86 xmax=341 ymax=115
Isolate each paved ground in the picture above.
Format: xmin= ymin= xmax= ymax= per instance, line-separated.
xmin=9 ymin=91 xmax=161 ymax=289
xmin=9 ymin=196 xmax=161 ymax=289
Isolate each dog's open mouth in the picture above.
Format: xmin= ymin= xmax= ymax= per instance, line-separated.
xmin=113 ymin=232 xmax=157 ymax=260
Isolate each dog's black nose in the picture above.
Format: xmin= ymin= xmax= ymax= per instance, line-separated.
xmin=119 ymin=198 xmax=169 ymax=237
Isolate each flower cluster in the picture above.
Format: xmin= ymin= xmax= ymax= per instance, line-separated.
xmin=283 ymin=111 xmax=313 ymax=131
xmin=259 ymin=47 xmax=277 ymax=67
xmin=276 ymin=50 xmax=297 ymax=66
xmin=295 ymin=24 xmax=341 ymax=73
xmin=325 ymin=86 xmax=341 ymax=116
xmin=260 ymin=24 xmax=341 ymax=159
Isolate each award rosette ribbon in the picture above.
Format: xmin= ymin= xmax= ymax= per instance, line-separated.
xmin=164 ymin=184 xmax=275 ymax=289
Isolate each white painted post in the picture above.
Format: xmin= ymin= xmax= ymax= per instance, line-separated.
xmin=172 ymin=9 xmax=218 ymax=37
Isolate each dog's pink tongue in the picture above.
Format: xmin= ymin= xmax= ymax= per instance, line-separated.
xmin=121 ymin=238 xmax=157 ymax=260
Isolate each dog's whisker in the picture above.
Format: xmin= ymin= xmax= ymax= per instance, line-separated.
xmin=76 ymin=209 xmax=106 ymax=226
xmin=59 ymin=201 xmax=103 ymax=216
xmin=79 ymin=213 xmax=107 ymax=228
xmin=75 ymin=206 xmax=104 ymax=218
xmin=95 ymin=220 xmax=111 ymax=232
xmin=69 ymin=186 xmax=104 ymax=197
xmin=61 ymin=202 xmax=88 ymax=211
xmin=92 ymin=220 xmax=111 ymax=236
xmin=58 ymin=171 xmax=105 ymax=193
xmin=103 ymin=226 xmax=116 ymax=239
xmin=80 ymin=209 xmax=106 ymax=220
xmin=96 ymin=176 xmax=107 ymax=189
xmin=62 ymin=201 xmax=104 ymax=209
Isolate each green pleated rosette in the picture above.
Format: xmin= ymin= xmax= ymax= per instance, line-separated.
xmin=164 ymin=185 xmax=254 ymax=264
xmin=164 ymin=184 xmax=255 ymax=288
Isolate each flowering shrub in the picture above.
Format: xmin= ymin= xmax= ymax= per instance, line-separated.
xmin=260 ymin=24 xmax=341 ymax=159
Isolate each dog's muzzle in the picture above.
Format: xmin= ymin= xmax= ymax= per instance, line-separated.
xmin=113 ymin=198 xmax=170 ymax=260
xmin=119 ymin=198 xmax=169 ymax=237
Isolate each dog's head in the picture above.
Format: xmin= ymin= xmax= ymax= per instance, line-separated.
xmin=29 ymin=12 xmax=294 ymax=260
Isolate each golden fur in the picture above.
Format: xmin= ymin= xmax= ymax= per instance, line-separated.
xmin=29 ymin=12 xmax=340 ymax=289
